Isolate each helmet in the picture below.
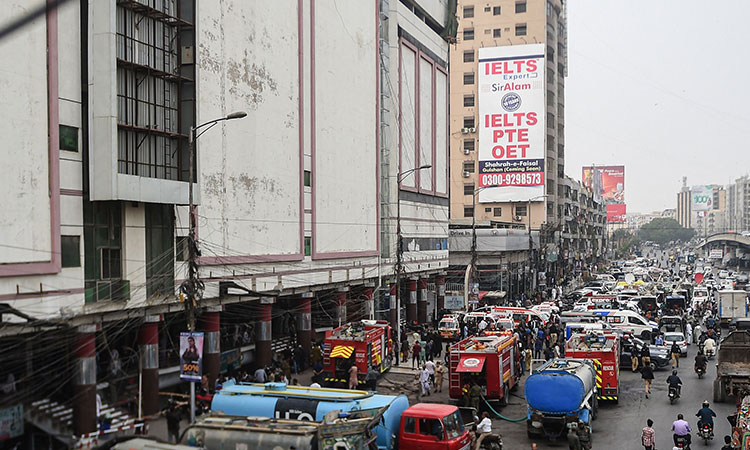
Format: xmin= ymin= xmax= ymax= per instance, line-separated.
xmin=672 ymin=369 xmax=678 ymax=375
xmin=703 ymin=400 xmax=709 ymax=407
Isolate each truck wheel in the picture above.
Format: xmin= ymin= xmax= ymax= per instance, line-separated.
xmin=713 ymin=379 xmax=726 ymax=403
xmin=499 ymin=384 xmax=509 ymax=407
xmin=592 ymin=398 xmax=598 ymax=421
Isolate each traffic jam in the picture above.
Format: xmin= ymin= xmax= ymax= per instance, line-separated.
xmin=104 ymin=245 xmax=750 ymax=450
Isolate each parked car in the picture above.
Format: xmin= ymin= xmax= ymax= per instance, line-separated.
xmin=620 ymin=336 xmax=670 ymax=370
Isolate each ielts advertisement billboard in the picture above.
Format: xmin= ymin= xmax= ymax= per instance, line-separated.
xmin=691 ymin=185 xmax=713 ymax=211
xmin=582 ymin=165 xmax=626 ymax=223
xmin=477 ymin=44 xmax=545 ymax=203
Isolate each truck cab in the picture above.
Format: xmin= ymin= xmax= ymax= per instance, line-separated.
xmin=398 ymin=404 xmax=472 ymax=450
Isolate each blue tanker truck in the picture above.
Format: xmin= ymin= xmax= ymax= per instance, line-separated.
xmin=525 ymin=358 xmax=597 ymax=441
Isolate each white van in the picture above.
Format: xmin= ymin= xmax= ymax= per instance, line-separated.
xmin=564 ymin=321 xmax=616 ymax=339
xmin=591 ymin=309 xmax=657 ymax=339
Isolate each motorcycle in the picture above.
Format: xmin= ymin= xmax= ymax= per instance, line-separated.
xmin=704 ymin=347 xmax=716 ymax=359
xmin=669 ymin=385 xmax=680 ymax=404
xmin=675 ymin=434 xmax=691 ymax=449
xmin=695 ymin=364 xmax=706 ymax=379
xmin=697 ymin=423 xmax=713 ymax=444
xmin=478 ymin=433 xmax=503 ymax=450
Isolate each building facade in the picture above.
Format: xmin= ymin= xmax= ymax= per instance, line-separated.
xmin=448 ymin=0 xmax=567 ymax=228
xmin=0 ymin=0 xmax=453 ymax=445
xmin=725 ymin=175 xmax=750 ymax=233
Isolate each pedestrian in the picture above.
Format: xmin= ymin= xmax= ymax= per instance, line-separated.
xmin=348 ymin=363 xmax=359 ymax=390
xmin=425 ymin=358 xmax=436 ymax=385
xmin=525 ymin=348 xmax=533 ymax=373
xmin=469 ymin=381 xmax=482 ymax=411
xmin=670 ymin=341 xmax=681 ymax=369
xmin=641 ymin=362 xmax=654 ymax=398
xmin=686 ymin=322 xmax=693 ymax=345
xmin=419 ymin=365 xmax=431 ymax=397
xmin=632 ymin=345 xmax=640 ymax=372
xmin=401 ymin=338 xmax=409 ymax=363
xmin=412 ymin=341 xmax=421 ymax=369
xmin=567 ymin=422 xmax=582 ymax=450
xmin=165 ymin=403 xmax=181 ymax=444
xmin=434 ymin=361 xmax=446 ymax=393
xmin=641 ymin=418 xmax=655 ymax=450
xmin=641 ymin=344 xmax=651 ymax=368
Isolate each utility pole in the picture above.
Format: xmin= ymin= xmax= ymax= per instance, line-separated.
xmin=182 ymin=111 xmax=246 ymax=423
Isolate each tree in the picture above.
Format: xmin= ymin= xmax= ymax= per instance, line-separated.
xmin=638 ymin=217 xmax=695 ymax=246
xmin=611 ymin=229 xmax=640 ymax=258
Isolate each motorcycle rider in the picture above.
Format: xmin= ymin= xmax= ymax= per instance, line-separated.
xmin=694 ymin=351 xmax=707 ymax=374
xmin=696 ymin=400 xmax=717 ymax=434
xmin=667 ymin=370 xmax=683 ymax=398
xmin=474 ymin=411 xmax=492 ymax=450
xmin=703 ymin=336 xmax=716 ymax=357
xmin=671 ymin=413 xmax=692 ymax=446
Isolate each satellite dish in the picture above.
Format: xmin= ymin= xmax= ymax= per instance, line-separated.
xmin=625 ymin=273 xmax=635 ymax=284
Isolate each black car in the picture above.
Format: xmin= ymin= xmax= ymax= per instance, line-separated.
xmin=620 ymin=336 xmax=671 ymax=370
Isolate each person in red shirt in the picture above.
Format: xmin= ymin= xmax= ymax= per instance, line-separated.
xmin=641 ymin=418 xmax=655 ymax=450
xmin=412 ymin=341 xmax=422 ymax=369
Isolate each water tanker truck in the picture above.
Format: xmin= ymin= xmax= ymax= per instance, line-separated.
xmin=525 ymin=358 xmax=597 ymax=442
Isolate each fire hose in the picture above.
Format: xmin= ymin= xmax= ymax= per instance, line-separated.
xmin=481 ymin=393 xmax=527 ymax=422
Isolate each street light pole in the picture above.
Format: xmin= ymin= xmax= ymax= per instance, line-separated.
xmin=183 ymin=111 xmax=246 ymax=423
xmin=393 ymin=164 xmax=431 ymax=366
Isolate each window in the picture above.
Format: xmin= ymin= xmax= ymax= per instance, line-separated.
xmin=463 ymin=161 xmax=475 ymax=173
xmin=463 ymin=72 xmax=475 ymax=85
xmin=547 ymin=112 xmax=555 ymax=127
xmin=463 ymin=28 xmax=474 ymax=40
xmin=547 ymin=67 xmax=554 ymax=81
xmin=463 ymin=6 xmax=474 ymax=18
xmin=515 ymin=24 xmax=527 ymax=36
xmin=484 ymin=29 xmax=491 ymax=35
xmin=463 ymin=139 xmax=475 ymax=151
xmin=176 ymin=236 xmax=189 ymax=261
xmin=304 ymin=170 xmax=312 ymax=187
xmin=547 ymin=90 xmax=555 ymax=106
xmin=419 ymin=418 xmax=444 ymax=439
xmin=60 ymin=125 xmax=78 ymax=152
xmin=629 ymin=316 xmax=646 ymax=326
xmin=493 ymin=28 xmax=502 ymax=38
xmin=464 ymin=184 xmax=475 ymax=195
xmin=463 ymin=50 xmax=474 ymax=63
xmin=484 ymin=207 xmax=492 ymax=213
xmin=494 ymin=207 xmax=503 ymax=217
xmin=463 ymin=116 xmax=475 ymax=128
xmin=516 ymin=205 xmax=527 ymax=216
xmin=547 ymin=45 xmax=555 ymax=62
xmin=493 ymin=6 xmax=501 ymax=15
xmin=100 ymin=248 xmax=122 ymax=280
xmin=61 ymin=235 xmax=81 ymax=267
xmin=484 ymin=6 xmax=491 ymax=12
xmin=515 ymin=1 xmax=527 ymax=13
xmin=403 ymin=417 xmax=416 ymax=434
xmin=304 ymin=236 xmax=311 ymax=256
xmin=463 ymin=95 xmax=475 ymax=107
xmin=464 ymin=206 xmax=474 ymax=218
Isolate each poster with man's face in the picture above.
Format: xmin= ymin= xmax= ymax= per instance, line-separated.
xmin=180 ymin=331 xmax=204 ymax=382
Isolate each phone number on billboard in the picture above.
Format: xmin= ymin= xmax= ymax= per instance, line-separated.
xmin=480 ymin=173 xmax=543 ymax=187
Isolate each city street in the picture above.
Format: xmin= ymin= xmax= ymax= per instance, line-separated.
xmin=383 ymin=354 xmax=735 ymax=449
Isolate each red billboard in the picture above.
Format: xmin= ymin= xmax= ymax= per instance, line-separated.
xmin=606 ymin=204 xmax=626 ymax=223
xmin=583 ymin=165 xmax=625 ymax=223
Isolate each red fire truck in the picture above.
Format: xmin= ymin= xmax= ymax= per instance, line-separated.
xmin=448 ymin=333 xmax=520 ymax=405
xmin=565 ymin=331 xmax=621 ymax=402
xmin=322 ymin=320 xmax=393 ymax=387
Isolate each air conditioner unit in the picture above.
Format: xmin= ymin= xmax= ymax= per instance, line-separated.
xmin=469 ymin=127 xmax=477 ymax=133
xmin=514 ymin=215 xmax=523 ymax=221
xmin=463 ymin=171 xmax=471 ymax=178
xmin=461 ymin=127 xmax=469 ymax=134
xmin=463 ymin=148 xmax=471 ymax=155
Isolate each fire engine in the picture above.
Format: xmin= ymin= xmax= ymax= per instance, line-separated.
xmin=565 ymin=331 xmax=621 ymax=402
xmin=322 ymin=320 xmax=393 ymax=387
xmin=448 ymin=332 xmax=520 ymax=405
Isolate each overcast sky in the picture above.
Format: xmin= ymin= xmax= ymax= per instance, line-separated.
xmin=565 ymin=1 xmax=750 ymax=214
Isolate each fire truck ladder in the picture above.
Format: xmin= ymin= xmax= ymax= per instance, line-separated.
xmin=449 ymin=351 xmax=461 ymax=392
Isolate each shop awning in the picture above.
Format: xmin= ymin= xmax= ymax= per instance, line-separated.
xmin=455 ymin=355 xmax=487 ymax=373
xmin=330 ymin=345 xmax=354 ymax=359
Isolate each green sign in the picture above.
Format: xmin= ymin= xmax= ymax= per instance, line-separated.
xmin=0 ymin=404 xmax=23 ymax=440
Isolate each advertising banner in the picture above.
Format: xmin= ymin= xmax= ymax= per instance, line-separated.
xmin=477 ymin=44 xmax=545 ymax=203
xmin=709 ymin=249 xmax=723 ymax=259
xmin=691 ymin=185 xmax=713 ymax=211
xmin=606 ymin=204 xmax=626 ymax=223
xmin=179 ymin=331 xmax=204 ymax=382
xmin=0 ymin=405 xmax=23 ymax=440
xmin=582 ymin=166 xmax=625 ymax=204
xmin=220 ymin=348 xmax=242 ymax=374
xmin=445 ymin=295 xmax=464 ymax=310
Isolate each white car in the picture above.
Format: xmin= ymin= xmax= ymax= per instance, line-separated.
xmin=719 ymin=270 xmax=729 ymax=279
xmin=664 ymin=331 xmax=688 ymax=356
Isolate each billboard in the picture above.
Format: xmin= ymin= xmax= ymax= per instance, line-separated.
xmin=606 ymin=204 xmax=627 ymax=223
xmin=477 ymin=44 xmax=545 ymax=203
xmin=691 ymin=185 xmax=713 ymax=211
xmin=179 ymin=331 xmax=204 ymax=382
xmin=582 ymin=165 xmax=625 ymax=223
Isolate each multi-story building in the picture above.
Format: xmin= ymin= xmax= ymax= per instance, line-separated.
xmin=677 ymin=184 xmax=692 ymax=229
xmin=559 ymin=177 xmax=606 ymax=276
xmin=0 ymin=0 xmax=453 ymax=445
xmin=725 ymin=175 xmax=750 ymax=233
xmin=449 ymin=0 xmax=567 ymax=229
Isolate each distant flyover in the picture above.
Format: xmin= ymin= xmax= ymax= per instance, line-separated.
xmin=697 ymin=232 xmax=750 ymax=249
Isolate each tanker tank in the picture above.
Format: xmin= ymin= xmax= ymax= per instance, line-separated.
xmin=211 ymin=381 xmax=409 ymax=450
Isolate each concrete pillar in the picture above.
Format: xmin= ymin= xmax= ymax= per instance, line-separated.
xmin=335 ymin=287 xmax=348 ymax=326
xmin=138 ymin=316 xmax=160 ymax=416
xmin=435 ymin=274 xmax=446 ymax=318
xmin=406 ymin=279 xmax=417 ymax=325
xmin=73 ymin=325 xmax=97 ymax=436
xmin=201 ymin=307 xmax=221 ymax=391
xmin=417 ymin=278 xmax=428 ymax=324
xmin=297 ymin=293 xmax=313 ymax=355
xmin=255 ymin=298 xmax=274 ymax=368
xmin=362 ymin=285 xmax=375 ymax=320
xmin=389 ymin=283 xmax=397 ymax=331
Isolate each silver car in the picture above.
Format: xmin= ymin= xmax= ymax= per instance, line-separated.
xmin=664 ymin=331 xmax=688 ymax=356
